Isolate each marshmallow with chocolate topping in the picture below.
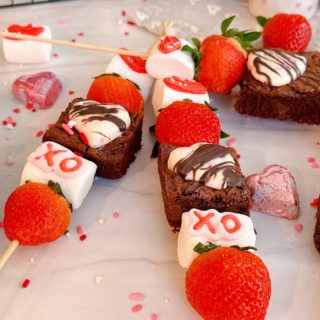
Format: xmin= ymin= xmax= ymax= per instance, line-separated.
xmin=21 ymin=142 xmax=97 ymax=209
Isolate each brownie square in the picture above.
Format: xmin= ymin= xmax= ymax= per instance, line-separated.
xmin=314 ymin=197 xmax=320 ymax=253
xmin=235 ymin=51 xmax=320 ymax=124
xmin=43 ymin=105 xmax=143 ymax=179
xmin=158 ymin=144 xmax=251 ymax=230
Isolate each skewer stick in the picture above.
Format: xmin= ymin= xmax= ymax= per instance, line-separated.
xmin=0 ymin=30 xmax=149 ymax=58
xmin=0 ymin=240 xmax=19 ymax=271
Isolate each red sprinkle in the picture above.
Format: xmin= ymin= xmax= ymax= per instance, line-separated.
xmin=129 ymin=292 xmax=144 ymax=301
xmin=77 ymin=32 xmax=84 ymax=36
xmin=151 ymin=313 xmax=158 ymax=320
xmin=71 ymin=39 xmax=76 ymax=42
xmin=237 ymin=153 xmax=241 ymax=159
xmin=79 ymin=132 xmax=89 ymax=145
xmin=26 ymin=103 xmax=33 ymax=110
xmin=13 ymin=108 xmax=21 ymax=113
xmin=22 ymin=279 xmax=30 ymax=288
xmin=76 ymin=225 xmax=84 ymax=235
xmin=12 ymin=122 xmax=17 ymax=127
xmin=47 ymin=123 xmax=54 ymax=129
xmin=121 ymin=9 xmax=126 ymax=16
xmin=311 ymin=198 xmax=319 ymax=208
xmin=113 ymin=211 xmax=120 ymax=219
xmin=68 ymin=90 xmax=75 ymax=95
xmin=127 ymin=20 xmax=136 ymax=26
xmin=32 ymin=109 xmax=36 ymax=113
xmin=2 ymin=120 xmax=8 ymax=126
xmin=131 ymin=304 xmax=143 ymax=313
xmin=61 ymin=123 xmax=74 ymax=136
xmin=124 ymin=31 xmax=129 ymax=36
xmin=308 ymin=157 xmax=316 ymax=163
xmin=295 ymin=223 xmax=303 ymax=232
xmin=80 ymin=234 xmax=87 ymax=241
xmin=36 ymin=130 xmax=43 ymax=138
xmin=64 ymin=117 xmax=70 ymax=123
xmin=73 ymin=151 xmax=84 ymax=157
xmin=53 ymin=53 xmax=59 ymax=58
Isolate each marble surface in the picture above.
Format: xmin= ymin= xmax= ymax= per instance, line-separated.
xmin=0 ymin=1 xmax=320 ymax=319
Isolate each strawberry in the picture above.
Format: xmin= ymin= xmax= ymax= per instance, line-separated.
xmin=183 ymin=16 xmax=260 ymax=94
xmin=186 ymin=245 xmax=271 ymax=320
xmin=87 ymin=73 xmax=144 ymax=112
xmin=155 ymin=101 xmax=220 ymax=147
xmin=4 ymin=182 xmax=71 ymax=246
xmin=258 ymin=14 xmax=312 ymax=52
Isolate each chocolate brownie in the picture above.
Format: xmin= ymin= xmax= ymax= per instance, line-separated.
xmin=43 ymin=98 xmax=143 ymax=179
xmin=314 ymin=197 xmax=320 ymax=253
xmin=235 ymin=51 xmax=320 ymax=124
xmin=158 ymin=143 xmax=251 ymax=230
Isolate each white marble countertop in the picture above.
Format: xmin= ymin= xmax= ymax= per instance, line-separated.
xmin=0 ymin=1 xmax=320 ymax=319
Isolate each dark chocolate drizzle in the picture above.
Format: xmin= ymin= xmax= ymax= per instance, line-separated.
xmin=172 ymin=144 xmax=244 ymax=188
xmin=68 ymin=98 xmax=127 ymax=132
xmin=251 ymin=49 xmax=307 ymax=85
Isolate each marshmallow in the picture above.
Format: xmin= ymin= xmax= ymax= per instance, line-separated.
xmin=21 ymin=142 xmax=97 ymax=210
xmin=152 ymin=76 xmax=210 ymax=115
xmin=3 ymin=24 xmax=52 ymax=64
xmin=146 ymin=36 xmax=195 ymax=79
xmin=248 ymin=0 xmax=319 ymax=19
xmin=178 ymin=209 xmax=256 ymax=268
xmin=105 ymin=54 xmax=154 ymax=101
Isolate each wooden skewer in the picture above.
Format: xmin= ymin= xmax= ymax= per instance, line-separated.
xmin=0 ymin=30 xmax=149 ymax=58
xmin=0 ymin=240 xmax=19 ymax=271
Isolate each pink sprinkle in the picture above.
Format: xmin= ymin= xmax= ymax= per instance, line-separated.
xmin=113 ymin=211 xmax=120 ymax=219
xmin=0 ymin=221 xmax=3 ymax=228
xmin=47 ymin=123 xmax=54 ymax=129
xmin=131 ymin=304 xmax=143 ymax=313
xmin=127 ymin=20 xmax=136 ymax=26
xmin=80 ymin=234 xmax=87 ymax=241
xmin=58 ymin=19 xmax=66 ymax=25
xmin=7 ymin=115 xmax=14 ymax=123
xmin=151 ymin=313 xmax=158 ymax=320
xmin=22 ymin=279 xmax=30 ymax=288
xmin=227 ymin=137 xmax=237 ymax=147
xmin=129 ymin=292 xmax=144 ymax=301
xmin=121 ymin=9 xmax=127 ymax=16
xmin=76 ymin=225 xmax=84 ymax=235
xmin=71 ymin=39 xmax=76 ymax=43
xmin=295 ymin=223 xmax=303 ymax=232
xmin=26 ymin=103 xmax=33 ymax=110
xmin=61 ymin=123 xmax=74 ymax=136
xmin=68 ymin=90 xmax=75 ymax=95
xmin=13 ymin=108 xmax=20 ymax=114
xmin=53 ymin=53 xmax=59 ymax=58
xmin=312 ymin=162 xmax=320 ymax=169
xmin=78 ymin=32 xmax=84 ymax=36
xmin=36 ymin=130 xmax=43 ymax=138
xmin=124 ymin=31 xmax=129 ymax=36
xmin=308 ymin=157 xmax=316 ymax=163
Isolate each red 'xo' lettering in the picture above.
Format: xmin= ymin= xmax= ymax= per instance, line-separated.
xmin=163 ymin=76 xmax=207 ymax=94
xmin=193 ymin=210 xmax=216 ymax=234
xmin=158 ymin=36 xmax=181 ymax=54
xmin=6 ymin=24 xmax=44 ymax=40
xmin=35 ymin=143 xmax=66 ymax=167
xmin=59 ymin=157 xmax=82 ymax=172
xmin=221 ymin=214 xmax=241 ymax=233
xmin=120 ymin=48 xmax=147 ymax=73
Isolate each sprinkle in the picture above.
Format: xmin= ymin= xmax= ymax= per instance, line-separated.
xmin=47 ymin=123 xmax=54 ymax=129
xmin=0 ymin=221 xmax=3 ymax=228
xmin=7 ymin=116 xmax=14 ymax=123
xmin=13 ymin=108 xmax=21 ymax=113
xmin=308 ymin=157 xmax=316 ymax=163
xmin=127 ymin=20 xmax=136 ymax=26
xmin=2 ymin=120 xmax=8 ymax=126
xmin=237 ymin=153 xmax=241 ymax=159
xmin=61 ymin=123 xmax=74 ymax=136
xmin=227 ymin=137 xmax=237 ymax=147
xmin=129 ymin=292 xmax=145 ymax=301
xmin=121 ymin=9 xmax=126 ymax=16
xmin=71 ymin=39 xmax=76 ymax=43
xmin=5 ymin=123 xmax=14 ymax=130
xmin=95 ymin=275 xmax=104 ymax=284
xmin=164 ymin=298 xmax=170 ymax=303
xmin=53 ymin=53 xmax=59 ymax=58
xmin=58 ymin=19 xmax=66 ymax=25
xmin=68 ymin=120 xmax=76 ymax=127
xmin=98 ymin=218 xmax=105 ymax=224
xmin=22 ymin=279 xmax=30 ymax=288
xmin=35 ymin=130 xmax=43 ymax=138
xmin=151 ymin=313 xmax=158 ymax=320
xmin=113 ymin=211 xmax=119 ymax=219
xmin=32 ymin=109 xmax=36 ymax=113
xmin=312 ymin=162 xmax=320 ymax=169
xmin=5 ymin=153 xmax=14 ymax=165
xmin=79 ymin=132 xmax=89 ymax=145
xmin=124 ymin=31 xmax=129 ymax=36
xmin=29 ymin=257 xmax=35 ymax=263
xmin=26 ymin=103 xmax=33 ymax=110
xmin=131 ymin=304 xmax=143 ymax=313
xmin=64 ymin=117 xmax=70 ymax=123
xmin=77 ymin=32 xmax=84 ymax=36
xmin=73 ymin=151 xmax=83 ymax=157
xmin=80 ymin=234 xmax=87 ymax=241
xmin=12 ymin=122 xmax=17 ymax=127
xmin=76 ymin=225 xmax=84 ymax=235
xmin=68 ymin=90 xmax=75 ymax=95
xmin=295 ymin=223 xmax=303 ymax=232
xmin=311 ymin=198 xmax=319 ymax=208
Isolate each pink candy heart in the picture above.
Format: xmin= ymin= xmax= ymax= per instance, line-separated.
xmin=12 ymin=71 xmax=62 ymax=109
xmin=246 ymin=165 xmax=300 ymax=220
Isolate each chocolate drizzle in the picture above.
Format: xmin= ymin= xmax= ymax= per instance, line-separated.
xmin=68 ymin=98 xmax=127 ymax=132
xmin=250 ymin=49 xmax=307 ymax=85
xmin=172 ymin=144 xmax=244 ymax=188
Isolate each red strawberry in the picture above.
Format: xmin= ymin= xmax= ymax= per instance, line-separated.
xmin=87 ymin=74 xmax=144 ymax=112
xmin=4 ymin=182 xmax=71 ymax=246
xmin=194 ymin=16 xmax=260 ymax=94
xmin=260 ymin=14 xmax=312 ymax=52
xmin=186 ymin=246 xmax=271 ymax=320
xmin=155 ymin=101 xmax=220 ymax=147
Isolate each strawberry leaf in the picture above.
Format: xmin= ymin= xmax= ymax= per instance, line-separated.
xmin=256 ymin=16 xmax=269 ymax=27
xmin=126 ymin=78 xmax=141 ymax=90
xmin=48 ymin=180 xmax=73 ymax=211
xmin=205 ymin=101 xmax=218 ymax=112
xmin=241 ymin=31 xmax=261 ymax=42
xmin=194 ymin=242 xmax=257 ymax=254
xmin=181 ymin=45 xmax=194 ymax=54
xmin=183 ymin=98 xmax=193 ymax=102
xmin=221 ymin=15 xmax=236 ymax=34
xmin=191 ymin=37 xmax=201 ymax=49
xmin=220 ymin=130 xmax=230 ymax=139
xmin=94 ymin=72 xmax=120 ymax=79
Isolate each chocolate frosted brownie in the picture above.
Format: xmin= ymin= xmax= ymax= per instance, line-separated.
xmin=314 ymin=197 xmax=320 ymax=253
xmin=235 ymin=49 xmax=320 ymax=124
xmin=43 ymin=98 xmax=143 ymax=179
xmin=158 ymin=143 xmax=251 ymax=229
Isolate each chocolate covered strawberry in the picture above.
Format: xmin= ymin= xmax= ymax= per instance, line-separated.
xmin=258 ymin=14 xmax=312 ymax=52
xmin=155 ymin=101 xmax=220 ymax=147
xmin=87 ymin=73 xmax=143 ymax=112
xmin=186 ymin=245 xmax=271 ymax=320
xmin=183 ymin=16 xmax=260 ymax=94
xmin=4 ymin=182 xmax=71 ymax=246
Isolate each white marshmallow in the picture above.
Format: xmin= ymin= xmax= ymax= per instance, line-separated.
xmin=152 ymin=76 xmax=210 ymax=115
xmin=146 ymin=37 xmax=195 ymax=79
xmin=21 ymin=142 xmax=97 ymax=210
xmin=178 ymin=209 xmax=256 ymax=268
xmin=105 ymin=54 xmax=154 ymax=101
xmin=3 ymin=25 xmax=52 ymax=64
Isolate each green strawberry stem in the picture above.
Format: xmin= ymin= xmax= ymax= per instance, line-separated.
xmin=194 ymin=242 xmax=257 ymax=254
xmin=48 ymin=180 xmax=73 ymax=211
